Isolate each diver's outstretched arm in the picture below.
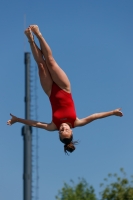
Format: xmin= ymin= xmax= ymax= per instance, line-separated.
xmin=75 ymin=108 xmax=123 ymax=127
xmin=7 ymin=114 xmax=56 ymax=131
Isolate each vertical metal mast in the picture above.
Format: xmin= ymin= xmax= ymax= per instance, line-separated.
xmin=22 ymin=52 xmax=32 ymax=200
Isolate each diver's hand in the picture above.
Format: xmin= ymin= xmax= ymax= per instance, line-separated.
xmin=7 ymin=113 xmax=18 ymax=125
xmin=113 ymin=108 xmax=123 ymax=117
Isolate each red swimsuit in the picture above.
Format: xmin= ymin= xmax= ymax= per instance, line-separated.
xmin=49 ymin=82 xmax=76 ymax=130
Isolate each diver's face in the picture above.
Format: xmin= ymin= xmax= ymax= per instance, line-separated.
xmin=59 ymin=123 xmax=72 ymax=139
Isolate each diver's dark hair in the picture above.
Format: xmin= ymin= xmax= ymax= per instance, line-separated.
xmin=59 ymin=135 xmax=79 ymax=154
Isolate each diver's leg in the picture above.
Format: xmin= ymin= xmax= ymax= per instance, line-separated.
xmin=30 ymin=25 xmax=71 ymax=93
xmin=24 ymin=27 xmax=53 ymax=96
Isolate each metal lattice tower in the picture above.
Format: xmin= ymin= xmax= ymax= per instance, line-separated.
xmin=21 ymin=52 xmax=39 ymax=200
xmin=22 ymin=52 xmax=32 ymax=200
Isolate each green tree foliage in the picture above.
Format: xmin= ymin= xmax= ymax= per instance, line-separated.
xmin=55 ymin=169 xmax=133 ymax=200
xmin=55 ymin=178 xmax=96 ymax=200
xmin=100 ymin=168 xmax=133 ymax=200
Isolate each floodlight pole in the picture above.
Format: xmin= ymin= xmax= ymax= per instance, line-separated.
xmin=22 ymin=52 xmax=32 ymax=200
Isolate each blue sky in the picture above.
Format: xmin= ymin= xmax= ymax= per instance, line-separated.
xmin=1 ymin=0 xmax=133 ymax=199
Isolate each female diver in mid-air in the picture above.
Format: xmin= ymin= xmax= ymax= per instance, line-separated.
xmin=7 ymin=25 xmax=123 ymax=154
